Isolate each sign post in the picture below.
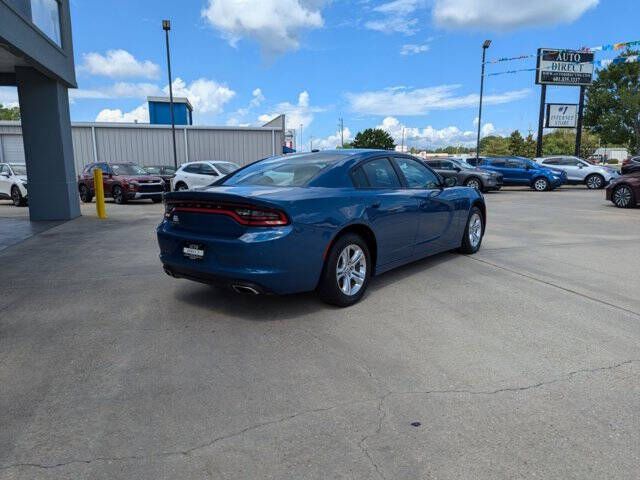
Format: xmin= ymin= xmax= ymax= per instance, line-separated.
xmin=535 ymin=48 xmax=594 ymax=157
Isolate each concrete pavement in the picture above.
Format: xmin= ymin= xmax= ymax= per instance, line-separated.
xmin=0 ymin=189 xmax=638 ymax=479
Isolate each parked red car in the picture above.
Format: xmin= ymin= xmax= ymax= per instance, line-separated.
xmin=605 ymin=172 xmax=640 ymax=208
xmin=78 ymin=162 xmax=166 ymax=204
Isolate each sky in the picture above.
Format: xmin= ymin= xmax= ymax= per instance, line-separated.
xmin=1 ymin=0 xmax=638 ymax=150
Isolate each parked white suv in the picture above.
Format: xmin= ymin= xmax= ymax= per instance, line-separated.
xmin=171 ymin=161 xmax=241 ymax=191
xmin=534 ymin=156 xmax=619 ymax=189
xmin=0 ymin=163 xmax=28 ymax=206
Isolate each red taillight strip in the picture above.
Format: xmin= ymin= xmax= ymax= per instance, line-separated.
xmin=170 ymin=205 xmax=289 ymax=226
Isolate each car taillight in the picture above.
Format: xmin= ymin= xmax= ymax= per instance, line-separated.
xmin=167 ymin=202 xmax=289 ymax=227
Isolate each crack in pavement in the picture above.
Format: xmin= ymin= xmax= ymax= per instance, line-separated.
xmin=466 ymin=255 xmax=640 ymax=318
xmin=2 ymin=359 xmax=637 ymax=472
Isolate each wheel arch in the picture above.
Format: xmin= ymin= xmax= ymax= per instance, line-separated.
xmin=471 ymin=199 xmax=487 ymax=227
xmin=325 ymin=223 xmax=378 ymax=275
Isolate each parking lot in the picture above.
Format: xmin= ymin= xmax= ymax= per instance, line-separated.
xmin=1 ymin=187 xmax=638 ymax=479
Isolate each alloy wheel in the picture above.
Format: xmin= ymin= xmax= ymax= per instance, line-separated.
xmin=466 ymin=178 xmax=481 ymax=190
xmin=336 ymin=244 xmax=367 ymax=296
xmin=11 ymin=187 xmax=21 ymax=206
xmin=113 ymin=186 xmax=124 ymax=204
xmin=534 ymin=179 xmax=548 ymax=191
xmin=613 ymin=185 xmax=632 ymax=207
xmin=587 ymin=175 xmax=604 ymax=189
xmin=468 ymin=212 xmax=483 ymax=248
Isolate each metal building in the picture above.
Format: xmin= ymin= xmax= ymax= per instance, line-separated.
xmin=0 ymin=115 xmax=286 ymax=174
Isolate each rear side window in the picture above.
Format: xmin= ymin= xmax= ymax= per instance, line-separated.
xmin=351 ymin=167 xmax=369 ymax=188
xmin=394 ymin=157 xmax=440 ymax=189
xmin=360 ymin=158 xmax=401 ymax=189
xmin=490 ymin=159 xmax=507 ymax=167
xmin=183 ymin=164 xmax=201 ymax=174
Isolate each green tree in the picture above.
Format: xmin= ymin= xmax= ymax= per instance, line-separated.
xmin=523 ymin=133 xmax=537 ymax=158
xmin=479 ymin=135 xmax=510 ymax=155
xmin=0 ymin=104 xmax=20 ymax=121
xmin=584 ymin=50 xmax=640 ymax=154
xmin=508 ymin=130 xmax=525 ymax=156
xmin=351 ymin=128 xmax=395 ymax=150
xmin=541 ymin=129 xmax=601 ymax=158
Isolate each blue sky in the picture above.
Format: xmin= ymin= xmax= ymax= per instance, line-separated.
xmin=2 ymin=0 xmax=638 ymax=150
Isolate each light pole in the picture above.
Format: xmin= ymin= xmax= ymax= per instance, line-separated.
xmin=163 ymin=19 xmax=178 ymax=170
xmin=475 ymin=39 xmax=491 ymax=160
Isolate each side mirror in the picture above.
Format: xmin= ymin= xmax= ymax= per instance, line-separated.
xmin=0 ymin=173 xmax=9 ymax=178
xmin=444 ymin=177 xmax=457 ymax=188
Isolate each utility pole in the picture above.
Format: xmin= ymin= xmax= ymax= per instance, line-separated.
xmin=338 ymin=117 xmax=344 ymax=148
xmin=310 ymin=135 xmax=313 ymax=151
xmin=476 ymin=40 xmax=491 ymax=159
xmin=162 ymin=20 xmax=178 ymax=170
xmin=401 ymin=127 xmax=405 ymax=152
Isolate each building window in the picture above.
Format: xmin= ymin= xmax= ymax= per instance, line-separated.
xmin=30 ymin=0 xmax=61 ymax=46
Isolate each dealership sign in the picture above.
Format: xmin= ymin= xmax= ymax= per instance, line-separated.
xmin=546 ymin=103 xmax=578 ymax=128
xmin=537 ymin=49 xmax=594 ymax=86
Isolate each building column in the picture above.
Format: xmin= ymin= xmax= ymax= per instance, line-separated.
xmin=15 ymin=67 xmax=80 ymax=221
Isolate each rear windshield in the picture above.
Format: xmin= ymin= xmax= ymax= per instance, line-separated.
xmin=111 ymin=164 xmax=147 ymax=175
xmin=222 ymin=154 xmax=342 ymax=187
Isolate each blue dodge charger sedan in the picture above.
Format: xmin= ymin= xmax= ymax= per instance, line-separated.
xmin=157 ymin=150 xmax=486 ymax=306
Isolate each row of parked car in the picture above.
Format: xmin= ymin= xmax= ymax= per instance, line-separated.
xmin=1 ymin=153 xmax=639 ymax=209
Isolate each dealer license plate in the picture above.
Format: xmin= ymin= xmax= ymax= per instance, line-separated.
xmin=183 ymin=244 xmax=205 ymax=260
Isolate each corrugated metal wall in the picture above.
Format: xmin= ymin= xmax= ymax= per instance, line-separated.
xmin=0 ymin=122 xmax=283 ymax=173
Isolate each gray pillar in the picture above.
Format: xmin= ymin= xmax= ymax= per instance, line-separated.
xmin=15 ymin=67 xmax=80 ymax=221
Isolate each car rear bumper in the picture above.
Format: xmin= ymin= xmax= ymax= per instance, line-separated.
xmin=156 ymin=222 xmax=327 ymax=295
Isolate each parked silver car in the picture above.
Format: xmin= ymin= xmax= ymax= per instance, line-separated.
xmin=534 ymin=156 xmax=619 ymax=189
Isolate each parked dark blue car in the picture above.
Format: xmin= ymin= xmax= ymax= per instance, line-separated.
xmin=479 ymin=156 xmax=567 ymax=191
xmin=158 ymin=150 xmax=486 ymax=306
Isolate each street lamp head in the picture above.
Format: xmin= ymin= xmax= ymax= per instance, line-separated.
xmin=483 ymin=39 xmax=492 ymax=49
xmin=162 ymin=19 xmax=171 ymax=31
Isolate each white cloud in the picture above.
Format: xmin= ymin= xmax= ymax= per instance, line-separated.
xmin=201 ymin=0 xmax=326 ymax=55
xmin=80 ymin=50 xmax=160 ymax=79
xmin=96 ymin=104 xmax=149 ymax=123
xmin=365 ymin=0 xmax=421 ymax=35
xmin=347 ymin=84 xmax=529 ymax=115
xmin=258 ymin=90 xmax=323 ymax=130
xmin=400 ymin=43 xmax=430 ymax=55
xmin=165 ymin=78 xmax=236 ymax=115
xmin=377 ymin=116 xmax=497 ymax=148
xmin=250 ymin=88 xmax=265 ymax=108
xmin=315 ymin=127 xmax=353 ymax=150
xmin=433 ymin=0 xmax=598 ymax=30
xmin=0 ymin=87 xmax=19 ymax=108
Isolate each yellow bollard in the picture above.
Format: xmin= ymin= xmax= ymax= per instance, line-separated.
xmin=93 ymin=167 xmax=107 ymax=219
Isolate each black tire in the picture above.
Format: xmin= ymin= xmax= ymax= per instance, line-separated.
xmin=464 ymin=177 xmax=483 ymax=191
xmin=458 ymin=206 xmax=484 ymax=254
xmin=532 ymin=177 xmax=550 ymax=191
xmin=612 ymin=184 xmax=636 ymax=208
xmin=317 ymin=233 xmax=371 ymax=307
xmin=11 ymin=186 xmax=27 ymax=207
xmin=112 ymin=185 xmax=127 ymax=204
xmin=585 ymin=173 xmax=605 ymax=190
xmin=151 ymin=196 xmax=162 ymax=203
xmin=79 ymin=184 xmax=93 ymax=203
xmin=175 ymin=182 xmax=188 ymax=191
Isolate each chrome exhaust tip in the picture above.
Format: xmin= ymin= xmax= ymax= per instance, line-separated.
xmin=232 ymin=285 xmax=260 ymax=295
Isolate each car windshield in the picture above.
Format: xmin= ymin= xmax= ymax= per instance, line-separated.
xmin=111 ymin=164 xmax=148 ymax=175
xmin=223 ymin=153 xmax=342 ymax=187
xmin=145 ymin=166 xmax=161 ymax=174
xmin=10 ymin=164 xmax=27 ymax=176
xmin=213 ymin=162 xmax=240 ymax=175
